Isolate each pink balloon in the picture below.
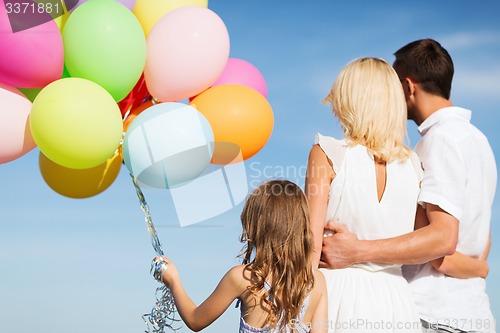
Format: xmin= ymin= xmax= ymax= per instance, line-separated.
xmin=144 ymin=6 xmax=230 ymax=102
xmin=0 ymin=82 xmax=36 ymax=164
xmin=0 ymin=0 xmax=64 ymax=88
xmin=212 ymin=58 xmax=268 ymax=98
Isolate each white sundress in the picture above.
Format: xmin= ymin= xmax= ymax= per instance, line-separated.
xmin=316 ymin=134 xmax=423 ymax=333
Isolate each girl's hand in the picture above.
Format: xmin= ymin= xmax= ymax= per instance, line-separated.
xmin=153 ymin=256 xmax=179 ymax=287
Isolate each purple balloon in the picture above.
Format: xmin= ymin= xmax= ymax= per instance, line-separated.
xmin=71 ymin=0 xmax=136 ymax=11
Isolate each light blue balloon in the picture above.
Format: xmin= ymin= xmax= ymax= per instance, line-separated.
xmin=123 ymin=102 xmax=214 ymax=189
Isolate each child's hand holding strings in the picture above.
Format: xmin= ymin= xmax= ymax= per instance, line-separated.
xmin=152 ymin=256 xmax=180 ymax=287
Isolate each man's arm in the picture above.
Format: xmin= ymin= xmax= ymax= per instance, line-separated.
xmin=416 ymin=208 xmax=490 ymax=279
xmin=431 ymin=233 xmax=491 ymax=278
xmin=321 ymin=204 xmax=458 ymax=268
xmin=431 ymin=252 xmax=489 ymax=278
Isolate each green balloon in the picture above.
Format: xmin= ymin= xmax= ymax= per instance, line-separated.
xmin=63 ymin=0 xmax=146 ymax=101
xmin=18 ymin=87 xmax=42 ymax=102
xmin=61 ymin=65 xmax=71 ymax=79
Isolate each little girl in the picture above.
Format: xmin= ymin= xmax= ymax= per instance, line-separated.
xmin=154 ymin=180 xmax=328 ymax=332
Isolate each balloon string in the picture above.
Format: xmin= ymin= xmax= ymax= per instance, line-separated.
xmin=131 ymin=174 xmax=164 ymax=256
xmin=130 ymin=174 xmax=180 ymax=332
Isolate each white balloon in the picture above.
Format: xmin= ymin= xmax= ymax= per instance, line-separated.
xmin=123 ymin=102 xmax=214 ymax=189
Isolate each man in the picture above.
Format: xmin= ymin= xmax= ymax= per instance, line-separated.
xmin=321 ymin=39 xmax=496 ymax=332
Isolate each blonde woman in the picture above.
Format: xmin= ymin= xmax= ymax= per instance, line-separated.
xmin=306 ymin=57 xmax=422 ymax=332
xmin=155 ymin=180 xmax=328 ymax=332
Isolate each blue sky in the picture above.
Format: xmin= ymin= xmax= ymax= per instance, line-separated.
xmin=1 ymin=1 xmax=499 ymax=332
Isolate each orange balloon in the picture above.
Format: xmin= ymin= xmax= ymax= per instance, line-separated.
xmin=123 ymin=99 xmax=154 ymax=132
xmin=39 ymin=151 xmax=122 ymax=198
xmin=190 ymin=84 xmax=274 ymax=161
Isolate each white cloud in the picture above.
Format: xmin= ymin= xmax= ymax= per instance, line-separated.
xmin=439 ymin=31 xmax=500 ymax=50
xmin=453 ymin=67 xmax=500 ymax=99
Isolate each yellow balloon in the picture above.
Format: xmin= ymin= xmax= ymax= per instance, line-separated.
xmin=31 ymin=0 xmax=70 ymax=31
xmin=133 ymin=0 xmax=208 ymax=36
xmin=39 ymin=151 xmax=122 ymax=198
xmin=30 ymin=78 xmax=123 ymax=169
xmin=54 ymin=11 xmax=70 ymax=31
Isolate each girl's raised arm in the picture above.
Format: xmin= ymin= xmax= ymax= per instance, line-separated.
xmin=160 ymin=260 xmax=247 ymax=332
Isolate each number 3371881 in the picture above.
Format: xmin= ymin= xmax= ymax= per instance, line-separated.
xmin=5 ymin=2 xmax=63 ymax=15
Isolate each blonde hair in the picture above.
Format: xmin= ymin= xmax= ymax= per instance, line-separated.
xmin=324 ymin=57 xmax=411 ymax=162
xmin=239 ymin=180 xmax=314 ymax=330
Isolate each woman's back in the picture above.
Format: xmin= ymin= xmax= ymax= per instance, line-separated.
xmin=317 ymin=134 xmax=422 ymax=332
xmin=320 ymin=134 xmax=421 ymax=272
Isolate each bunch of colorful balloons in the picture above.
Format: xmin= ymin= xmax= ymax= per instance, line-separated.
xmin=0 ymin=0 xmax=274 ymax=198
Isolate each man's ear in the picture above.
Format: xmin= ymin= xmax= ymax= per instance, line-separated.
xmin=405 ymin=77 xmax=418 ymax=96
xmin=405 ymin=77 xmax=417 ymax=97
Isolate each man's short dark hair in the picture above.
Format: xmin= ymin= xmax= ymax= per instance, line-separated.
xmin=394 ymin=39 xmax=454 ymax=100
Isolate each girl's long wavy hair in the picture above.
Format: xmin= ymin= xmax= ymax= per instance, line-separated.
xmin=239 ymin=180 xmax=314 ymax=330
xmin=324 ymin=57 xmax=412 ymax=162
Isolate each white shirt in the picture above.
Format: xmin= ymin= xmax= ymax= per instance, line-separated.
xmin=403 ymin=107 xmax=497 ymax=332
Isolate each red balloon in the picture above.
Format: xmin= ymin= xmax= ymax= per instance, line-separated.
xmin=118 ymin=73 xmax=151 ymax=117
